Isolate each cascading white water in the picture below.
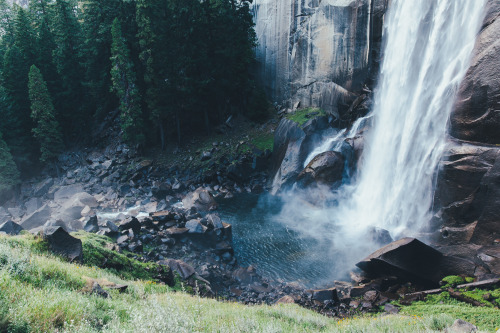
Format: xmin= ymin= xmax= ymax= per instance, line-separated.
xmin=277 ymin=0 xmax=486 ymax=279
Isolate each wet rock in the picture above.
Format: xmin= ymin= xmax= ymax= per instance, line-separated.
xmin=368 ymin=227 xmax=393 ymax=247
xmin=83 ymin=216 xmax=99 ymax=233
xmin=233 ymin=266 xmax=257 ymax=285
xmin=42 ymin=226 xmax=83 ymax=261
xmin=207 ymin=214 xmax=224 ymax=229
xmin=356 ymin=238 xmax=476 ymax=286
xmin=118 ymin=217 xmax=141 ymax=234
xmin=21 ymin=204 xmax=52 ymax=230
xmin=448 ymin=319 xmax=477 ymax=333
xmin=104 ymin=220 xmax=119 ymax=233
xmin=450 ymin=0 xmax=500 ymax=144
xmin=165 ymin=227 xmax=189 ymax=237
xmin=0 ymin=220 xmax=24 ymax=235
xmin=297 ymin=151 xmax=345 ymax=188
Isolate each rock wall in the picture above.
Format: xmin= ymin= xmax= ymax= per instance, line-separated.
xmin=436 ymin=0 xmax=500 ymax=251
xmin=251 ymin=0 xmax=388 ymax=116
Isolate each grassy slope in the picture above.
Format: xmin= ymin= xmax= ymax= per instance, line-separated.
xmin=0 ymin=233 xmax=498 ymax=332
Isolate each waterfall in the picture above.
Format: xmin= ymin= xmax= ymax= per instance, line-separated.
xmin=277 ymin=0 xmax=486 ymax=280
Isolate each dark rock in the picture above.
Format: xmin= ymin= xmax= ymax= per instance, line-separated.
xmin=83 ymin=216 xmax=99 ymax=233
xmin=233 ymin=266 xmax=257 ymax=285
xmin=118 ymin=217 xmax=141 ymax=234
xmin=201 ymin=151 xmax=212 ymax=161
xmin=185 ymin=219 xmax=206 ymax=233
xmin=33 ymin=178 xmax=54 ymax=197
xmin=105 ymin=220 xmax=119 ymax=233
xmin=0 ymin=220 xmax=24 ymax=235
xmin=356 ymin=238 xmax=476 ymax=286
xmin=159 ymin=259 xmax=195 ymax=280
xmin=42 ymin=226 xmax=83 ymax=261
xmin=368 ymin=227 xmax=393 ymax=247
xmin=310 ymin=288 xmax=339 ymax=303
xmin=384 ymin=303 xmax=399 ymax=314
xmin=92 ymin=282 xmax=110 ymax=298
xmin=150 ymin=210 xmax=175 ymax=221
xmin=297 ymin=151 xmax=345 ymax=188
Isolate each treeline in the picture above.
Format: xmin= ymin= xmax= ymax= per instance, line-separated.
xmin=0 ymin=0 xmax=265 ymax=187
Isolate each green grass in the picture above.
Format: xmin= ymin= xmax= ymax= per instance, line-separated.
xmin=0 ymin=233 xmax=497 ymax=332
xmin=286 ymin=107 xmax=326 ymax=126
xmin=400 ymin=292 xmax=500 ymax=332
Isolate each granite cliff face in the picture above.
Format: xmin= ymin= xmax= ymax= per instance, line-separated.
xmin=251 ymin=0 xmax=388 ymax=116
xmin=435 ymin=0 xmax=500 ymax=257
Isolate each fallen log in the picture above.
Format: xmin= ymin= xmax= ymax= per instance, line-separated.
xmin=448 ymin=290 xmax=487 ymax=307
xmin=404 ymin=278 xmax=500 ymax=298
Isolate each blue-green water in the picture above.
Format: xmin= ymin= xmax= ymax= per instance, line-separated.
xmin=218 ymin=194 xmax=338 ymax=287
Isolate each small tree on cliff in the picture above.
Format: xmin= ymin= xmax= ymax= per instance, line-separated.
xmin=0 ymin=130 xmax=20 ymax=192
xmin=110 ymin=17 xmax=144 ymax=145
xmin=28 ymin=65 xmax=64 ymax=164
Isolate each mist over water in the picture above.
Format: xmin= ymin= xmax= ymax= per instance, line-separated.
xmin=275 ymin=0 xmax=487 ymax=281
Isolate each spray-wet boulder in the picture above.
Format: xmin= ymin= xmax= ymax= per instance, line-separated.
xmin=356 ymin=238 xmax=475 ymax=286
xmin=296 ymin=151 xmax=345 ymax=188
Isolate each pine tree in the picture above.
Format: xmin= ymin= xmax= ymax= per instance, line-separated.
xmin=0 ymin=130 xmax=20 ymax=193
xmin=52 ymin=0 xmax=85 ymax=139
xmin=110 ymin=17 xmax=144 ymax=145
xmin=28 ymin=65 xmax=63 ymax=163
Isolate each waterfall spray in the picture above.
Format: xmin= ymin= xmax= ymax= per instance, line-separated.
xmin=277 ymin=0 xmax=486 ymax=280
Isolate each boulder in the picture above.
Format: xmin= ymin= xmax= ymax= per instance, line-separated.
xmin=118 ymin=217 xmax=141 ymax=234
xmin=54 ymin=192 xmax=98 ymax=224
xmin=21 ymin=204 xmax=52 ymax=230
xmin=356 ymin=238 xmax=476 ymax=286
xmin=54 ymin=185 xmax=85 ymax=203
xmin=42 ymin=226 xmax=83 ymax=261
xmin=25 ymin=197 xmax=43 ymax=216
xmin=182 ymin=188 xmax=217 ymax=212
xmin=33 ymin=178 xmax=54 ymax=197
xmin=185 ymin=219 xmax=206 ymax=234
xmin=83 ymin=216 xmax=99 ymax=233
xmin=270 ymin=116 xmax=332 ymax=193
xmin=450 ymin=0 xmax=500 ymax=144
xmin=310 ymin=288 xmax=339 ymax=303
xmin=448 ymin=319 xmax=477 ymax=333
xmin=159 ymin=259 xmax=195 ymax=280
xmin=296 ymin=151 xmax=345 ymax=188
xmin=0 ymin=220 xmax=23 ymax=235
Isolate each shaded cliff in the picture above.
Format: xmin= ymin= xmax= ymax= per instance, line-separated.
xmin=251 ymin=0 xmax=388 ymax=116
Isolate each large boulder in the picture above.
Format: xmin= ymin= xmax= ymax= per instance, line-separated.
xmin=42 ymin=226 xmax=83 ymax=261
xmin=296 ymin=151 xmax=345 ymax=188
xmin=159 ymin=259 xmax=195 ymax=280
xmin=0 ymin=220 xmax=23 ymax=235
xmin=356 ymin=238 xmax=476 ymax=286
xmin=33 ymin=178 xmax=54 ymax=197
xmin=182 ymin=188 xmax=217 ymax=212
xmin=53 ymin=185 xmax=85 ymax=203
xmin=270 ymin=116 xmax=333 ymax=193
xmin=450 ymin=0 xmax=500 ymax=144
xmin=25 ymin=197 xmax=43 ymax=216
xmin=53 ymin=192 xmax=98 ymax=226
xmin=21 ymin=204 xmax=52 ymax=230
